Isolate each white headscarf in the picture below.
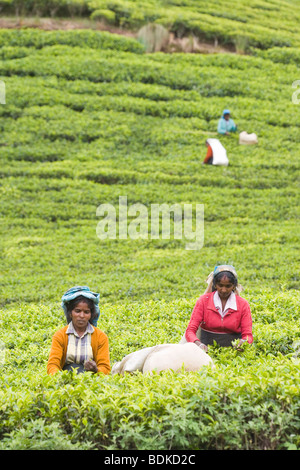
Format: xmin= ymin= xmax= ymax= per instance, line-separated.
xmin=204 ymin=265 xmax=243 ymax=295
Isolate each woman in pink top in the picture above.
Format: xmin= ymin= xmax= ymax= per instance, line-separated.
xmin=184 ymin=265 xmax=253 ymax=351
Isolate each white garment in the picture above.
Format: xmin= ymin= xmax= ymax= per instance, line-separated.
xmin=206 ymin=138 xmax=229 ymax=166
xmin=213 ymin=291 xmax=237 ymax=318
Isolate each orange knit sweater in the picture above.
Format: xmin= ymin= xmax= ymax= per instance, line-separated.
xmin=47 ymin=325 xmax=111 ymax=375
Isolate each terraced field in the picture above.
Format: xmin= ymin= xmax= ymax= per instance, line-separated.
xmin=0 ymin=24 xmax=299 ymax=450
xmin=3 ymin=0 xmax=300 ymax=50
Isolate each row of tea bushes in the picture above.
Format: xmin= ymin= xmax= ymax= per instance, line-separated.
xmin=0 ymin=28 xmax=299 ymax=449
xmin=1 ymin=0 xmax=300 ymax=50
xmin=0 ymin=29 xmax=144 ymax=54
xmin=88 ymin=0 xmax=300 ymax=49
xmin=0 ymin=293 xmax=300 ymax=450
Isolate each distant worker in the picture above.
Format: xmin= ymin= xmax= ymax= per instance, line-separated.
xmin=202 ymin=138 xmax=228 ymax=166
xmin=217 ymin=109 xmax=237 ymax=135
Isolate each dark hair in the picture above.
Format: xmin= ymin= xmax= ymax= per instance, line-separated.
xmin=65 ymin=295 xmax=96 ymax=324
xmin=212 ymin=271 xmax=237 ymax=291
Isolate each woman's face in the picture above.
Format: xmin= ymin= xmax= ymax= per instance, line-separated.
xmin=71 ymin=301 xmax=91 ymax=331
xmin=215 ymin=275 xmax=235 ymax=300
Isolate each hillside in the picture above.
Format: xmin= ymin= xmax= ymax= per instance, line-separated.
xmin=2 ymin=0 xmax=300 ymax=51
xmin=0 ymin=10 xmax=299 ymax=451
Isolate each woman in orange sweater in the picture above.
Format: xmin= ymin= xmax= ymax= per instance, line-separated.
xmin=47 ymin=287 xmax=110 ymax=375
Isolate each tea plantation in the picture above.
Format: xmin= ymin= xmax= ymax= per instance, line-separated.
xmin=0 ymin=21 xmax=299 ymax=450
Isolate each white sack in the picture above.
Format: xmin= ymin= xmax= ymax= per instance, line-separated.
xmin=239 ymin=131 xmax=258 ymax=145
xmin=111 ymin=343 xmax=214 ymax=375
xmin=111 ymin=346 xmax=156 ymax=375
xmin=206 ymin=138 xmax=228 ymax=166
xmin=143 ymin=343 xmax=213 ymax=374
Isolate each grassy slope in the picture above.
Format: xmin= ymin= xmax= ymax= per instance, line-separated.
xmin=0 ymin=22 xmax=299 ymax=449
xmin=88 ymin=0 xmax=300 ymax=48
xmin=2 ymin=0 xmax=300 ymax=49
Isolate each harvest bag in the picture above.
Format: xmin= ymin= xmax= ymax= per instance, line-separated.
xmin=206 ymin=138 xmax=229 ymax=166
xmin=239 ymin=131 xmax=258 ymax=145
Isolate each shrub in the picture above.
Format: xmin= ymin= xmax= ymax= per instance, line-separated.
xmin=0 ymin=27 xmax=299 ymax=450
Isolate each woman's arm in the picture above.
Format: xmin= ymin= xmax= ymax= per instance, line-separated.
xmin=185 ymin=298 xmax=204 ymax=343
xmin=217 ymin=118 xmax=226 ymax=134
xmin=229 ymin=119 xmax=237 ymax=132
xmin=94 ymin=331 xmax=111 ymax=375
xmin=240 ymin=301 xmax=253 ymax=344
xmin=47 ymin=330 xmax=65 ymax=375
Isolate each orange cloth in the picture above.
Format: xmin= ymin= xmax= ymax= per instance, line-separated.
xmin=47 ymin=325 xmax=110 ymax=375
xmin=203 ymin=144 xmax=213 ymax=163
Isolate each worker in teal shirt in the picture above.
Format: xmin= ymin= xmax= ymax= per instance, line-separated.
xmin=217 ymin=109 xmax=237 ymax=135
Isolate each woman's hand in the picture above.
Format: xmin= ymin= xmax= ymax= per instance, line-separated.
xmin=233 ymin=339 xmax=247 ymax=351
xmin=84 ymin=359 xmax=98 ymax=373
xmin=195 ymin=340 xmax=208 ymax=352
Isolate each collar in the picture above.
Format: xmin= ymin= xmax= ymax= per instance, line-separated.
xmin=66 ymin=321 xmax=94 ymax=337
xmin=213 ymin=291 xmax=237 ymax=314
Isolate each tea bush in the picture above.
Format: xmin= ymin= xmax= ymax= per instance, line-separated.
xmin=2 ymin=0 xmax=300 ymax=51
xmin=87 ymin=0 xmax=300 ymax=49
xmin=0 ymin=28 xmax=299 ymax=450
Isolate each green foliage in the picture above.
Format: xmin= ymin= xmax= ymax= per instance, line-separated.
xmin=0 ymin=0 xmax=89 ymax=17
xmin=0 ymin=419 xmax=94 ymax=449
xmin=0 ymin=28 xmax=299 ymax=450
xmin=86 ymin=0 xmax=300 ymax=49
xmin=1 ymin=0 xmax=300 ymax=51
xmin=252 ymin=46 xmax=300 ymax=65
xmin=0 ymin=29 xmax=145 ymax=54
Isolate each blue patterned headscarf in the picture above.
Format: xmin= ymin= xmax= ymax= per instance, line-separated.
xmin=61 ymin=286 xmax=100 ymax=327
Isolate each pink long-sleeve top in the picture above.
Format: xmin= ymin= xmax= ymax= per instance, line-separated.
xmin=185 ymin=292 xmax=253 ymax=344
